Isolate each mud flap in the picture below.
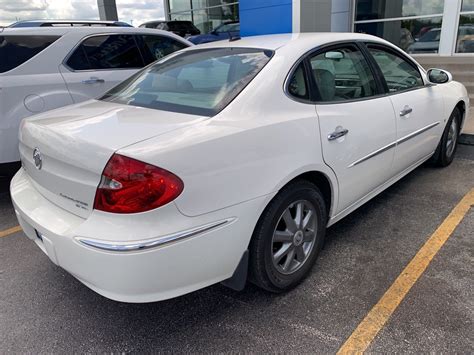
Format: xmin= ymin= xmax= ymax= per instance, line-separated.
xmin=221 ymin=249 xmax=248 ymax=291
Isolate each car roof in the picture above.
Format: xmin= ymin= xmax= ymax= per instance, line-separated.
xmin=0 ymin=26 xmax=187 ymax=37
xmin=186 ymin=32 xmax=388 ymax=51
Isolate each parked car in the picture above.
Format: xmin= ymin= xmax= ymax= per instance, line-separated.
xmin=11 ymin=33 xmax=469 ymax=303
xmin=8 ymin=20 xmax=132 ymax=27
xmin=187 ymin=21 xmax=240 ymax=44
xmin=139 ymin=20 xmax=200 ymax=37
xmin=407 ymin=27 xmax=441 ymax=54
xmin=0 ymin=27 xmax=191 ymax=174
xmin=408 ymin=25 xmax=474 ymax=53
xmin=457 ymin=34 xmax=474 ymax=52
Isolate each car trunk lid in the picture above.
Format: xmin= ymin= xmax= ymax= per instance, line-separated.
xmin=19 ymin=100 xmax=206 ymax=218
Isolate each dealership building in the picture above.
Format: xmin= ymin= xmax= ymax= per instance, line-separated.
xmin=162 ymin=0 xmax=474 ymax=56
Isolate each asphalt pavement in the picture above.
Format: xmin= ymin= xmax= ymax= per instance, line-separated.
xmin=0 ymin=145 xmax=473 ymax=353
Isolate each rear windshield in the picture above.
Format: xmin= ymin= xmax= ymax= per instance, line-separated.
xmin=100 ymin=47 xmax=273 ymax=116
xmin=0 ymin=35 xmax=60 ymax=73
xmin=167 ymin=21 xmax=197 ymax=31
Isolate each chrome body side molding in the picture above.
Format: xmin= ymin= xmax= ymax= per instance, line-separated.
xmin=349 ymin=121 xmax=440 ymax=168
xmin=76 ymin=218 xmax=235 ymax=252
xmin=396 ymin=121 xmax=440 ymax=145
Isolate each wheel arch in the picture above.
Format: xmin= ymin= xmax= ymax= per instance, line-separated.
xmin=261 ymin=167 xmax=337 ymax=225
xmin=454 ymin=100 xmax=467 ymax=129
xmin=291 ymin=171 xmax=334 ymax=219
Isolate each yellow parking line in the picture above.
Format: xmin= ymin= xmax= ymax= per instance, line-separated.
xmin=0 ymin=225 xmax=22 ymax=238
xmin=337 ymin=187 xmax=474 ymax=355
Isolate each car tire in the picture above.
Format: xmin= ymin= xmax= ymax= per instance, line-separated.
xmin=248 ymin=180 xmax=327 ymax=293
xmin=431 ymin=107 xmax=462 ymax=167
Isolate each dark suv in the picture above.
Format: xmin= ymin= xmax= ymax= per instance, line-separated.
xmin=139 ymin=20 xmax=200 ymax=38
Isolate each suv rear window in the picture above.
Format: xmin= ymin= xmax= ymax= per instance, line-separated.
xmin=0 ymin=35 xmax=60 ymax=73
xmin=101 ymin=47 xmax=273 ymax=116
xmin=167 ymin=21 xmax=197 ymax=31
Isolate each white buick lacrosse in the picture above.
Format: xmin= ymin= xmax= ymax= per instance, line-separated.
xmin=11 ymin=33 xmax=469 ymax=302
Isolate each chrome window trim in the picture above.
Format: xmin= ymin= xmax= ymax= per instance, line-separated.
xmin=348 ymin=121 xmax=440 ymax=167
xmin=75 ymin=218 xmax=236 ymax=252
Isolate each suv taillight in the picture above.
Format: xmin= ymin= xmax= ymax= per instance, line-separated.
xmin=93 ymin=154 xmax=183 ymax=214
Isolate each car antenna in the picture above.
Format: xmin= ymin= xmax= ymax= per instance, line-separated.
xmin=228 ymin=31 xmax=241 ymax=42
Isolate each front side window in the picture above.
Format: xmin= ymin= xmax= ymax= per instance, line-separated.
xmin=309 ymin=46 xmax=377 ymax=102
xmin=138 ymin=35 xmax=187 ymax=64
xmin=101 ymin=48 xmax=273 ymax=116
xmin=66 ymin=34 xmax=143 ymax=70
xmin=367 ymin=45 xmax=423 ymax=93
xmin=0 ymin=35 xmax=60 ymax=73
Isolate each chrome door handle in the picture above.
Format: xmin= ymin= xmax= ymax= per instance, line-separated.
xmin=82 ymin=77 xmax=105 ymax=84
xmin=328 ymin=127 xmax=349 ymax=141
xmin=400 ymin=106 xmax=413 ymax=117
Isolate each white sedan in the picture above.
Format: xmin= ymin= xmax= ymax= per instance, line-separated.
xmin=11 ymin=33 xmax=469 ymax=303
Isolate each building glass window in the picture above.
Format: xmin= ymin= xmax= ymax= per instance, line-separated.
xmin=169 ymin=0 xmax=192 ymax=13
xmin=461 ymin=0 xmax=474 ymax=11
xmin=168 ymin=0 xmax=239 ymax=34
xmin=456 ymin=1 xmax=474 ymax=53
xmin=354 ymin=0 xmax=445 ymax=54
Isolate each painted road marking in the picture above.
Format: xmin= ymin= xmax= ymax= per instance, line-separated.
xmin=337 ymin=187 xmax=474 ymax=354
xmin=0 ymin=225 xmax=22 ymax=238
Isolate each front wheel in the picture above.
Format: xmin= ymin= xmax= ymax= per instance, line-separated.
xmin=431 ymin=107 xmax=461 ymax=167
xmin=248 ymin=180 xmax=327 ymax=293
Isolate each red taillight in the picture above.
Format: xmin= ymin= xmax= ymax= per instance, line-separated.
xmin=93 ymin=154 xmax=184 ymax=214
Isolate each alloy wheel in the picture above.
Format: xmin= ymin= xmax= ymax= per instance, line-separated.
xmin=271 ymin=200 xmax=318 ymax=275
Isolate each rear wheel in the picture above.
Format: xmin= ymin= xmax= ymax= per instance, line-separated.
xmin=431 ymin=107 xmax=461 ymax=167
xmin=249 ymin=180 xmax=327 ymax=293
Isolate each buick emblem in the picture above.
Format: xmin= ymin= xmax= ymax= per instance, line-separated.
xmin=33 ymin=147 xmax=42 ymax=170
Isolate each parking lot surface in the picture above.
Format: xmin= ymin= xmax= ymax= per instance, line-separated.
xmin=1 ymin=145 xmax=473 ymax=353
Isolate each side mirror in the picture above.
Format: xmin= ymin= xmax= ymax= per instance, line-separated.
xmin=427 ymin=68 xmax=452 ymax=84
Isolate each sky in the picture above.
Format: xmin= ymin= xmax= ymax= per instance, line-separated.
xmin=0 ymin=0 xmax=165 ymax=27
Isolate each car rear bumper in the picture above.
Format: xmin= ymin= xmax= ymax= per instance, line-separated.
xmin=11 ymin=168 xmax=269 ymax=303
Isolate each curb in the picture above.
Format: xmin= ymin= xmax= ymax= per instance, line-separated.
xmin=459 ymin=133 xmax=474 ymax=146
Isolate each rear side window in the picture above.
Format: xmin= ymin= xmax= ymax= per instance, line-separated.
xmin=66 ymin=34 xmax=143 ymax=70
xmin=137 ymin=35 xmax=187 ymax=64
xmin=309 ymin=46 xmax=378 ymax=102
xmin=367 ymin=45 xmax=423 ymax=93
xmin=0 ymin=35 xmax=59 ymax=73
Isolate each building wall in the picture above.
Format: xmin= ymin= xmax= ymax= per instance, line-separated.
xmin=239 ymin=0 xmax=352 ymax=36
xmin=240 ymin=0 xmax=293 ymax=36
xmin=331 ymin=0 xmax=352 ymax=32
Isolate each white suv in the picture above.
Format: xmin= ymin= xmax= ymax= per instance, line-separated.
xmin=0 ymin=27 xmax=191 ymax=174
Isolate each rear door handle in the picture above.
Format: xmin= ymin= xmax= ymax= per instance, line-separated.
xmin=82 ymin=77 xmax=105 ymax=84
xmin=328 ymin=127 xmax=349 ymax=141
xmin=400 ymin=106 xmax=413 ymax=117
